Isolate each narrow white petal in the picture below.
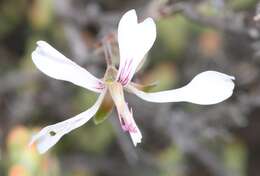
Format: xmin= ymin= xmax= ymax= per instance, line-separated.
xmin=128 ymin=71 xmax=235 ymax=105
xmin=117 ymin=9 xmax=138 ymax=62
xmin=128 ymin=113 xmax=142 ymax=146
xmin=117 ymin=9 xmax=156 ymax=86
xmin=32 ymin=41 xmax=105 ymax=92
xmin=30 ymin=90 xmax=106 ymax=154
xmin=108 ymin=82 xmax=142 ymax=146
xmin=117 ymin=103 xmax=142 ymax=146
xmin=130 ymin=131 xmax=142 ymax=146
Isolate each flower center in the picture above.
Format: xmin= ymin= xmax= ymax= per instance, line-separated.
xmin=104 ymin=66 xmax=118 ymax=84
xmin=108 ymin=81 xmax=124 ymax=110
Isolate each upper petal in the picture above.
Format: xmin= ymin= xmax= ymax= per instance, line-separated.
xmin=128 ymin=71 xmax=235 ymax=105
xmin=117 ymin=9 xmax=156 ymax=86
xmin=30 ymin=90 xmax=106 ymax=154
xmin=32 ymin=41 xmax=105 ymax=93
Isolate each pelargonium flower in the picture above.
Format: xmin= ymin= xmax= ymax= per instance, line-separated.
xmin=30 ymin=9 xmax=235 ymax=154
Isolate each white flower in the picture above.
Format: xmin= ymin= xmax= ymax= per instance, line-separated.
xmin=30 ymin=9 xmax=235 ymax=154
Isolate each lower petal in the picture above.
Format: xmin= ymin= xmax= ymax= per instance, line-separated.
xmin=108 ymin=82 xmax=142 ymax=146
xmin=30 ymin=90 xmax=106 ymax=154
xmin=128 ymin=112 xmax=142 ymax=146
xmin=116 ymin=103 xmax=142 ymax=146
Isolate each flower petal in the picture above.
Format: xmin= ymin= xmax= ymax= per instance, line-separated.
xmin=117 ymin=9 xmax=156 ymax=86
xmin=116 ymin=103 xmax=142 ymax=146
xmin=108 ymin=82 xmax=142 ymax=146
xmin=127 ymin=108 xmax=142 ymax=146
xmin=30 ymin=90 xmax=106 ymax=154
xmin=32 ymin=41 xmax=105 ymax=92
xmin=128 ymin=71 xmax=235 ymax=105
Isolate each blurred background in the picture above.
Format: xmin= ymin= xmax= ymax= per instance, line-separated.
xmin=0 ymin=0 xmax=260 ymax=175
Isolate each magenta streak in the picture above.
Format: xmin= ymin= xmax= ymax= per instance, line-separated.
xmin=121 ymin=68 xmax=132 ymax=85
xmin=116 ymin=104 xmax=137 ymax=133
xmin=118 ymin=59 xmax=133 ymax=86
xmin=128 ymin=107 xmax=137 ymax=133
xmin=124 ymin=122 xmax=137 ymax=133
xmin=117 ymin=60 xmax=128 ymax=83
xmin=120 ymin=116 xmax=137 ymax=133
xmin=120 ymin=62 xmax=132 ymax=85
xmin=118 ymin=61 xmax=128 ymax=83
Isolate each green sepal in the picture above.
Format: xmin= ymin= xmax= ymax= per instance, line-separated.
xmin=93 ymin=106 xmax=113 ymax=125
xmin=93 ymin=92 xmax=114 ymax=125
xmin=131 ymin=82 xmax=158 ymax=92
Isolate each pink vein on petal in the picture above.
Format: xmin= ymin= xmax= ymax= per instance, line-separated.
xmin=118 ymin=58 xmax=133 ymax=86
xmin=116 ymin=103 xmax=138 ymax=133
